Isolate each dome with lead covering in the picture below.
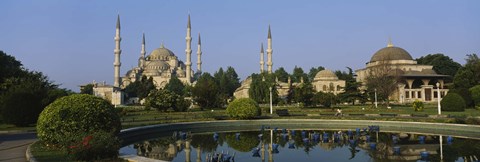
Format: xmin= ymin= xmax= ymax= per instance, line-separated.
xmin=370 ymin=46 xmax=413 ymax=62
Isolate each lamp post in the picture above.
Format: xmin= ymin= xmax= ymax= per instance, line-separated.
xmin=436 ymin=82 xmax=441 ymax=115
xmin=269 ymin=86 xmax=273 ymax=115
xmin=374 ymin=88 xmax=378 ymax=108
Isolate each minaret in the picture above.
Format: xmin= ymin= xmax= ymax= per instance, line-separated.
xmin=196 ymin=33 xmax=202 ymax=72
xmin=138 ymin=33 xmax=146 ymax=67
xmin=266 ymin=25 xmax=273 ymax=74
xmin=185 ymin=14 xmax=192 ymax=83
xmin=260 ymin=43 xmax=265 ymax=73
xmin=113 ymin=14 xmax=122 ymax=87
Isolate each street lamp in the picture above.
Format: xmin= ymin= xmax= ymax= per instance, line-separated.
xmin=374 ymin=88 xmax=378 ymax=108
xmin=436 ymin=82 xmax=441 ymax=115
xmin=269 ymin=86 xmax=273 ymax=115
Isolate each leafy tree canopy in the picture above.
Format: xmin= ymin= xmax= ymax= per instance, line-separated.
xmin=416 ymin=53 xmax=462 ymax=77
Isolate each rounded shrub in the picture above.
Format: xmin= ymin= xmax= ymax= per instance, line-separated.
xmin=412 ymin=100 xmax=424 ymax=111
xmin=226 ymin=98 xmax=260 ymax=119
xmin=441 ymin=93 xmax=466 ymax=112
xmin=37 ymin=94 xmax=121 ymax=147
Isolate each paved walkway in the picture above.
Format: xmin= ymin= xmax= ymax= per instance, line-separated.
xmin=0 ymin=132 xmax=37 ymax=162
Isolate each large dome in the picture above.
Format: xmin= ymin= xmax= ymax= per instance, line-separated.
xmin=314 ymin=69 xmax=338 ymax=80
xmin=370 ymin=46 xmax=413 ymax=62
xmin=148 ymin=46 xmax=175 ymax=60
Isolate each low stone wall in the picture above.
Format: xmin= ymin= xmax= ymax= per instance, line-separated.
xmin=119 ymin=119 xmax=480 ymax=146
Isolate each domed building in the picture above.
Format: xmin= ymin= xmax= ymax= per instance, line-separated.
xmin=312 ymin=69 xmax=345 ymax=95
xmin=355 ymin=41 xmax=450 ymax=103
xmin=93 ymin=14 xmax=202 ymax=105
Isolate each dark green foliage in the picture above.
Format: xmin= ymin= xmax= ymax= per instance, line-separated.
xmin=192 ymin=73 xmax=221 ymax=109
xmin=308 ymin=66 xmax=325 ymax=82
xmin=452 ymin=54 xmax=480 ymax=107
xmin=214 ymin=67 xmax=241 ymax=99
xmin=67 ymin=130 xmax=120 ymax=161
xmin=80 ymin=84 xmax=94 ymax=95
xmin=225 ymin=132 xmax=260 ymax=152
xmin=0 ymin=51 xmax=23 ymax=84
xmin=122 ymin=76 xmax=155 ymax=100
xmin=313 ymin=92 xmax=337 ymax=108
xmin=248 ymin=73 xmax=279 ymax=104
xmin=0 ymin=71 xmax=67 ymax=126
xmin=144 ymin=89 xmax=190 ymax=112
xmin=470 ymin=85 xmax=480 ymax=108
xmin=415 ymin=53 xmax=462 ymax=78
xmin=274 ymin=67 xmax=290 ymax=82
xmin=164 ymin=75 xmax=185 ymax=96
xmin=36 ymin=94 xmax=121 ymax=147
xmin=336 ymin=67 xmax=363 ymax=105
xmin=190 ymin=134 xmax=218 ymax=152
xmin=441 ymin=93 xmax=466 ymax=112
xmin=292 ymin=82 xmax=314 ymax=106
xmin=226 ymin=98 xmax=260 ymax=119
xmin=291 ymin=66 xmax=308 ymax=83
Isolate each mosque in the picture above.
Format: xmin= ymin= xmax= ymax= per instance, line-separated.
xmin=355 ymin=41 xmax=450 ymax=103
xmin=92 ymin=15 xmax=201 ymax=105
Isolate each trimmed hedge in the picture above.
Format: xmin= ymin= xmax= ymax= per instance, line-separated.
xmin=37 ymin=94 xmax=121 ymax=147
xmin=226 ymin=98 xmax=261 ymax=119
xmin=441 ymin=93 xmax=466 ymax=112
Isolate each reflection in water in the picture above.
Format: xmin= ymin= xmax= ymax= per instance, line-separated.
xmin=122 ymin=128 xmax=480 ymax=162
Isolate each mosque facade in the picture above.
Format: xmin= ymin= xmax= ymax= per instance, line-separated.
xmin=93 ymin=15 xmax=201 ymax=105
xmin=355 ymin=41 xmax=450 ymax=103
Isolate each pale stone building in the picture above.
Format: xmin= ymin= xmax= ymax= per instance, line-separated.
xmin=355 ymin=41 xmax=449 ymax=103
xmin=312 ymin=69 xmax=345 ymax=95
xmin=93 ymin=14 xmax=201 ymax=105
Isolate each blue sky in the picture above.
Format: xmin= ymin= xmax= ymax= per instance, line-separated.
xmin=1 ymin=0 xmax=479 ymax=91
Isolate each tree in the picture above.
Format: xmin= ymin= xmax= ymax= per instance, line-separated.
xmin=313 ymin=92 xmax=337 ymax=108
xmin=0 ymin=51 xmax=23 ymax=84
xmin=336 ymin=67 xmax=363 ymax=105
xmin=365 ymin=61 xmax=400 ymax=107
xmin=192 ymin=73 xmax=221 ymax=110
xmin=415 ymin=53 xmax=462 ymax=78
xmin=469 ymin=85 xmax=480 ymax=108
xmin=164 ymin=75 xmax=185 ymax=96
xmin=144 ymin=89 xmax=190 ymax=112
xmin=291 ymin=66 xmax=308 ymax=83
xmin=308 ymin=66 xmax=325 ymax=82
xmin=80 ymin=84 xmax=94 ymax=95
xmin=292 ymin=82 xmax=314 ymax=106
xmin=274 ymin=67 xmax=289 ymax=82
xmin=123 ymin=76 xmax=156 ymax=100
xmin=452 ymin=54 xmax=480 ymax=108
xmin=248 ymin=73 xmax=279 ymax=104
xmin=0 ymin=71 xmax=66 ymax=126
xmin=224 ymin=66 xmax=241 ymax=97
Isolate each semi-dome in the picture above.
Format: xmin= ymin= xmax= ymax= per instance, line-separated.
xmin=315 ymin=69 xmax=338 ymax=80
xmin=370 ymin=46 xmax=413 ymax=62
xmin=145 ymin=61 xmax=170 ymax=70
xmin=148 ymin=45 xmax=175 ymax=60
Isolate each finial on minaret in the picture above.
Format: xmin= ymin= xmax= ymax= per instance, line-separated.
xmin=161 ymin=41 xmax=165 ymax=48
xmin=198 ymin=33 xmax=201 ymax=45
xmin=196 ymin=33 xmax=202 ymax=72
xmin=260 ymin=43 xmax=264 ymax=53
xmin=139 ymin=33 xmax=146 ymax=68
xmin=387 ymin=37 xmax=394 ymax=47
xmin=116 ymin=14 xmax=121 ymax=29
xmin=268 ymin=25 xmax=272 ymax=39
xmin=142 ymin=32 xmax=145 ymax=45
xmin=187 ymin=14 xmax=191 ymax=29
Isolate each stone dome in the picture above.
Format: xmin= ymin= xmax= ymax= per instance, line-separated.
xmin=370 ymin=46 xmax=413 ymax=62
xmin=148 ymin=46 xmax=175 ymax=61
xmin=145 ymin=61 xmax=170 ymax=70
xmin=315 ymin=69 xmax=338 ymax=80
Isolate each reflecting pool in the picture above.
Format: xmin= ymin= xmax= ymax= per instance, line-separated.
xmin=120 ymin=127 xmax=480 ymax=162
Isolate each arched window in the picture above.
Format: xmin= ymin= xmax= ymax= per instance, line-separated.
xmin=329 ymin=83 xmax=334 ymax=91
xmin=323 ymin=85 xmax=327 ymax=91
xmin=337 ymin=85 xmax=341 ymax=91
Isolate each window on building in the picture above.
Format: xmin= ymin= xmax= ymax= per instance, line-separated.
xmin=417 ymin=91 xmax=422 ymax=98
xmin=323 ymin=85 xmax=327 ymax=91
xmin=329 ymin=83 xmax=334 ymax=91
xmin=337 ymin=85 xmax=341 ymax=91
xmin=405 ymin=91 xmax=410 ymax=98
